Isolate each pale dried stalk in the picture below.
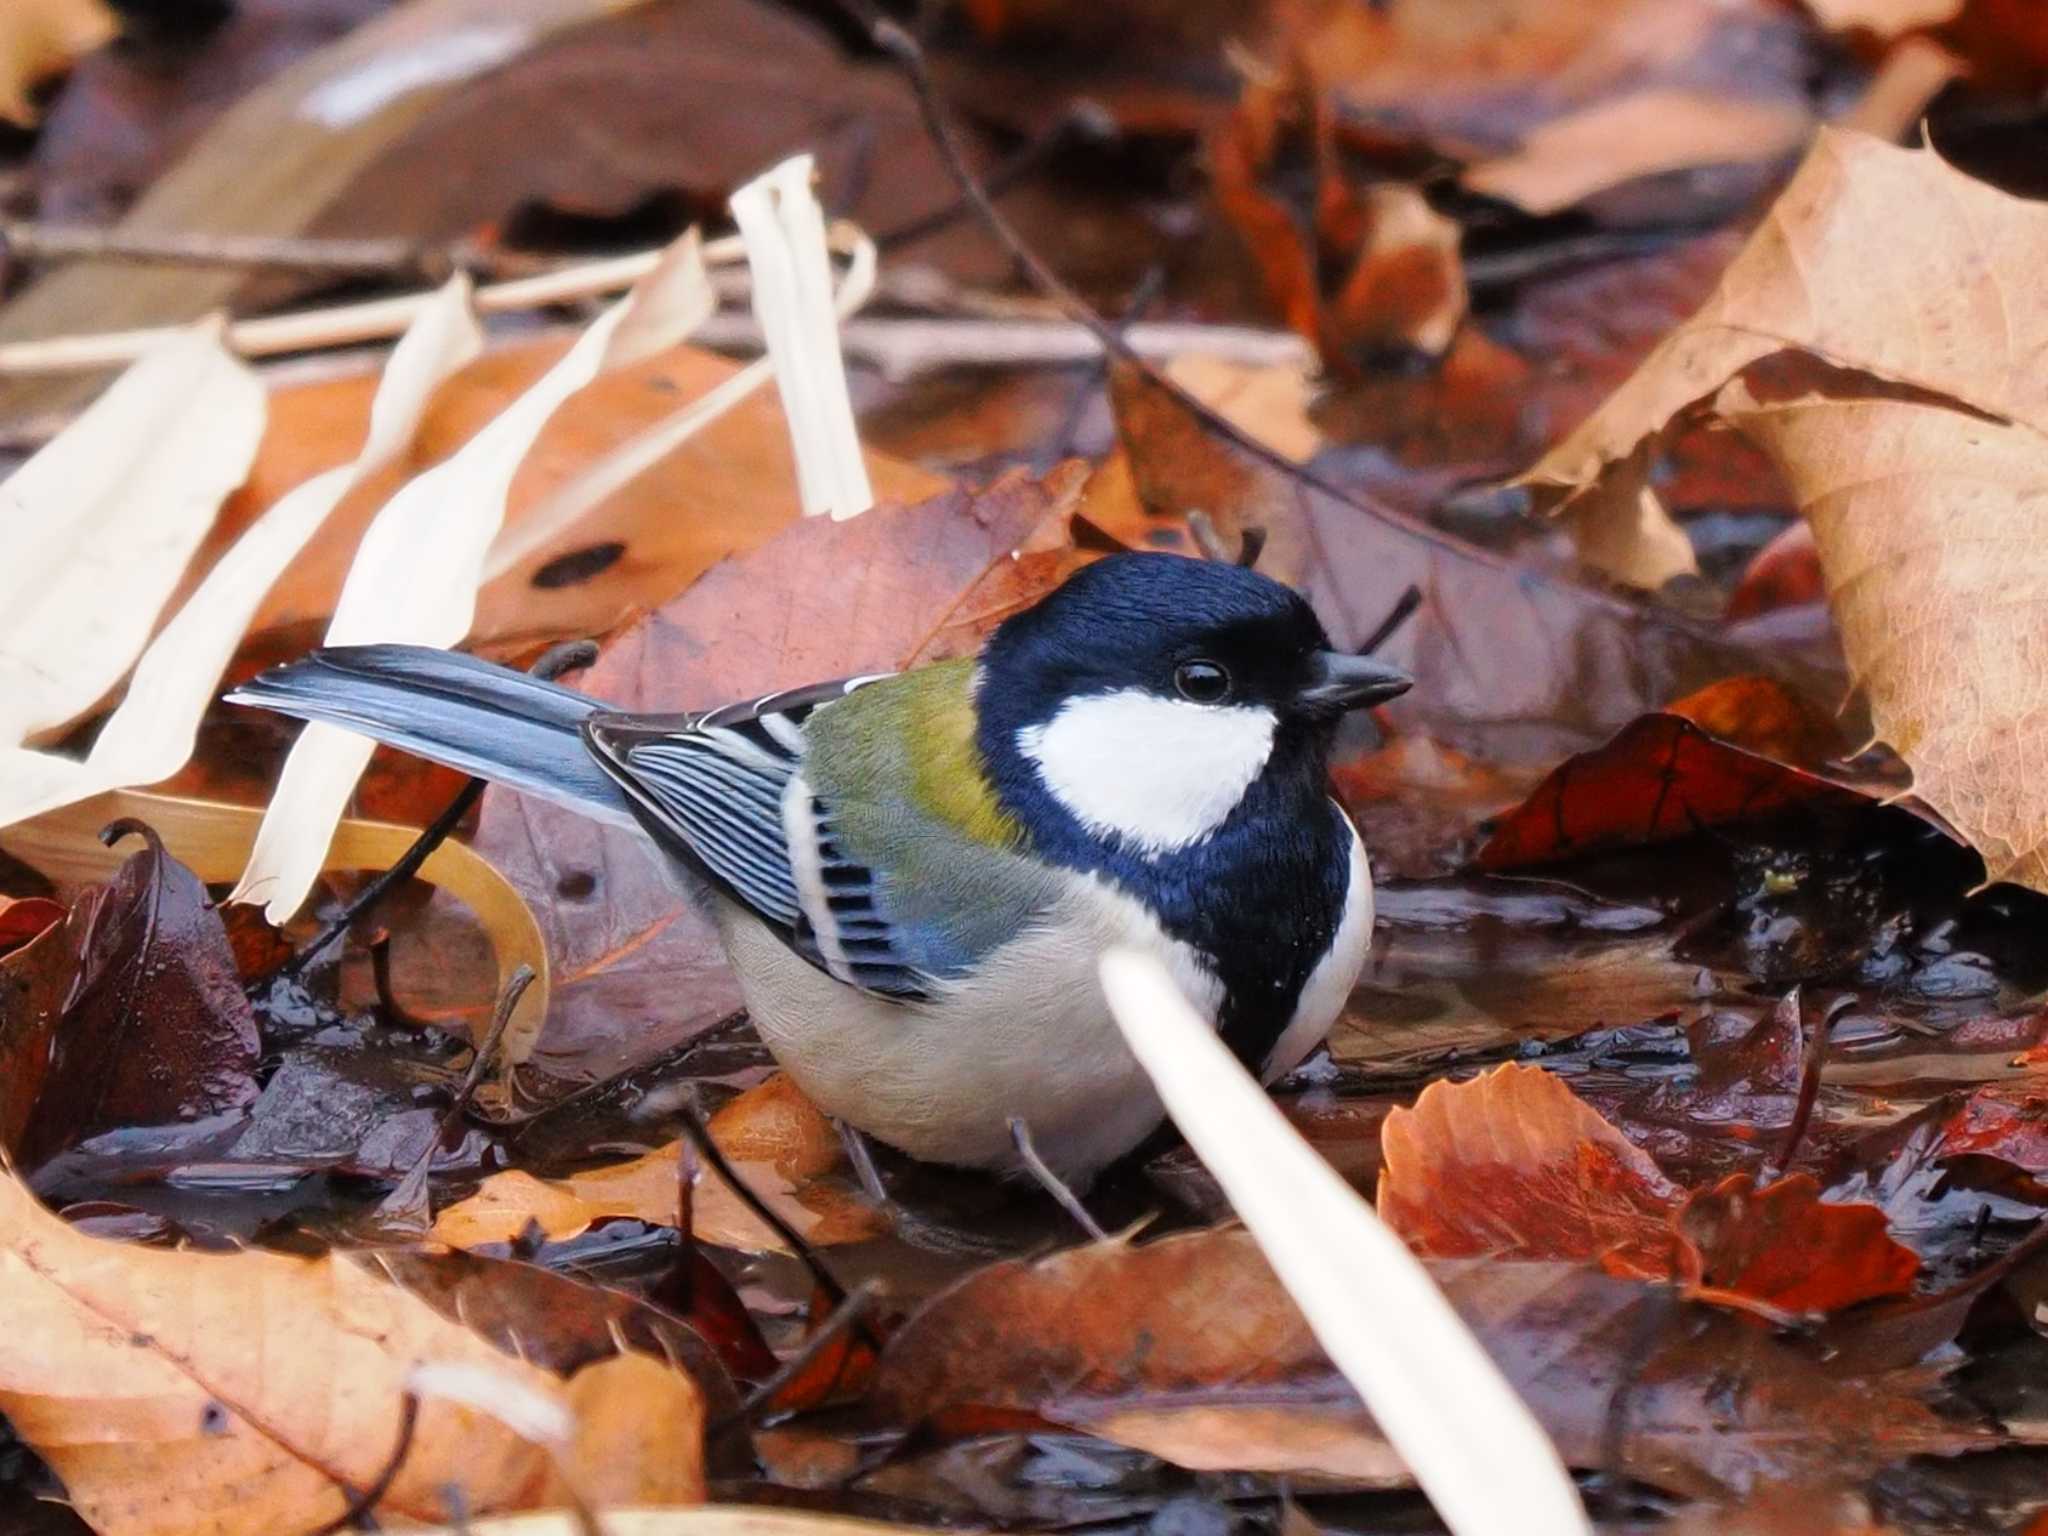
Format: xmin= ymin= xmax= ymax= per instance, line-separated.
xmin=1097 ymin=949 xmax=1591 ymax=1536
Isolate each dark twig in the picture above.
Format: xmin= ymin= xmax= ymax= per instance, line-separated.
xmin=876 ymin=102 xmax=1111 ymax=252
xmin=285 ymin=641 xmax=598 ymax=979
xmin=376 ymin=966 xmax=535 ymax=1225
xmin=305 ymin=1393 xmax=420 ymax=1535
xmin=1010 ymin=1116 xmax=1108 ymax=1242
xmin=1765 ymin=992 xmax=1850 ymax=1182
xmin=731 ymin=1277 xmax=883 ymax=1425
xmin=1042 ymin=261 xmax=1164 ymax=471
xmin=1357 ymin=584 xmax=1422 ymax=655
xmin=670 ymin=1097 xmax=875 ymax=1346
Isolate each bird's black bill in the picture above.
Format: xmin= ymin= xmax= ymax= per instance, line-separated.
xmin=1296 ymin=650 xmax=1413 ymax=714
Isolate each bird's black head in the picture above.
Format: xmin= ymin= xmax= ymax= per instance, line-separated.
xmin=972 ymin=553 xmax=1411 ymax=866
xmin=977 ymin=552 xmax=1409 ymax=731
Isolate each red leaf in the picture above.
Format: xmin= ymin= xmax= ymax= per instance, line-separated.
xmin=1376 ymin=1062 xmax=1683 ymax=1275
xmin=1677 ymin=1173 xmax=1920 ymax=1314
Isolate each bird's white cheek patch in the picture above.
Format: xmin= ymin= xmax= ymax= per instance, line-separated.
xmin=1017 ymin=689 xmax=1278 ymax=855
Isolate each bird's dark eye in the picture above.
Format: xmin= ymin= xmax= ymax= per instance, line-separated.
xmin=1173 ymin=659 xmax=1232 ymax=704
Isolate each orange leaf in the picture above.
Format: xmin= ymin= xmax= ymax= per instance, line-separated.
xmin=1376 ymin=1062 xmax=1682 ymax=1274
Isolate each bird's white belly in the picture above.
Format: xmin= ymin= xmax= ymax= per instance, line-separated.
xmin=713 ymin=872 xmax=1225 ymax=1179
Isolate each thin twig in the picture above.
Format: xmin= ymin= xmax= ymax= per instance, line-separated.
xmin=877 ymin=101 xmax=1110 ymax=251
xmin=669 ymin=1097 xmax=864 ymax=1329
xmin=1765 ymin=992 xmax=1849 ymax=1182
xmin=376 ymin=965 xmax=535 ymax=1226
xmin=1010 ymin=1116 xmax=1108 ymax=1242
xmin=305 ymin=1393 xmax=420 ymax=1535
xmin=1357 ymin=584 xmax=1423 ymax=655
xmin=0 ymin=221 xmax=556 ymax=281
xmin=285 ymin=640 xmax=597 ymax=979
xmin=732 ymin=1278 xmax=883 ymax=1423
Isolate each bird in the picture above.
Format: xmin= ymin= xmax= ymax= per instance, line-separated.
xmin=228 ymin=552 xmax=1411 ymax=1181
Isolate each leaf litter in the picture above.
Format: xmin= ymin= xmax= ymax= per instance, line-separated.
xmin=11 ymin=3 xmax=2048 ymax=1535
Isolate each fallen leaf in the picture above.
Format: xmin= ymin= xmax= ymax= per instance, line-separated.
xmin=10 ymin=824 xmax=259 ymax=1170
xmin=870 ymin=1225 xmax=1972 ymax=1499
xmin=1376 ymin=1063 xmax=1922 ymax=1312
xmin=1714 ymin=356 xmax=2048 ymax=891
xmin=1376 ymin=1062 xmax=1682 ymax=1274
xmin=1463 ymin=90 xmax=1812 ymax=216
xmin=473 ymin=463 xmax=1103 ymax=1084
xmin=1677 ymin=1173 xmax=1921 ymax=1313
xmin=1476 ymin=676 xmax=1867 ymax=870
xmin=370 ymin=1248 xmax=745 ymax=1422
xmin=1726 ymin=521 xmax=1822 ymax=620
xmin=432 ymin=1073 xmax=881 ymax=1254
xmin=0 ymin=325 xmax=265 ymax=745
xmin=0 ymin=1170 xmax=705 ymax=1534
xmin=0 ymin=0 xmax=115 ymax=124
xmin=0 ymin=896 xmax=63 ymax=958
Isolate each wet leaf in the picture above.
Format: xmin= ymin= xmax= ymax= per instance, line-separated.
xmin=1377 ymin=1064 xmax=1921 ymax=1312
xmin=1377 ymin=1063 xmax=1683 ymax=1274
xmin=13 ymin=826 xmax=259 ymax=1170
xmin=1477 ymin=677 xmax=1866 ymax=870
xmin=0 ymin=896 xmax=63 ymax=958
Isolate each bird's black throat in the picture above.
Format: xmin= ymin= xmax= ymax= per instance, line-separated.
xmin=981 ymin=716 xmax=1354 ymax=1073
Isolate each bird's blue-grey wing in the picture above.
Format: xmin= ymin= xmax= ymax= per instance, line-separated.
xmin=583 ymin=671 xmax=1035 ymax=1002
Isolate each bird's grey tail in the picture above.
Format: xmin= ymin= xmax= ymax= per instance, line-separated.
xmin=226 ymin=644 xmax=637 ymax=826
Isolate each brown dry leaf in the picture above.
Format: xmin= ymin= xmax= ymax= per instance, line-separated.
xmin=1377 ymin=1063 xmax=1683 ymax=1273
xmin=1562 ymin=445 xmax=1699 ymax=590
xmin=1164 ymin=354 xmax=1324 ymax=465
xmin=0 ymin=0 xmax=114 ymax=124
xmin=0 ymin=1170 xmax=703 ymax=1534
xmin=1527 ymin=130 xmax=2048 ymax=890
xmin=871 ymin=1225 xmax=1972 ymax=1497
xmin=1525 ymin=130 xmax=2048 ymax=515
xmin=433 ymin=1073 xmax=882 ymax=1253
xmin=1714 ymin=365 xmax=2048 ymax=890
xmin=1463 ymin=90 xmax=1812 ymax=216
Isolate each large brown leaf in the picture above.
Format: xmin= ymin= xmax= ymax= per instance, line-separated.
xmin=0 ymin=1169 xmax=705 ymax=1535
xmin=1524 ymin=130 xmax=2048 ymax=891
xmin=869 ymin=1225 xmax=1974 ymax=1499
